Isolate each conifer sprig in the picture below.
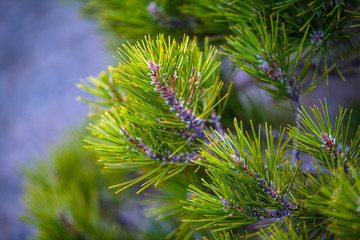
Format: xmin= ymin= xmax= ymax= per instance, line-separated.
xmin=182 ymin=100 xmax=360 ymax=238
xmin=216 ymin=0 xmax=360 ymax=89
xmin=288 ymin=99 xmax=357 ymax=170
xmin=84 ymin=35 xmax=228 ymax=193
xmin=223 ymin=14 xmax=309 ymax=104
xmin=184 ymin=120 xmax=298 ymax=232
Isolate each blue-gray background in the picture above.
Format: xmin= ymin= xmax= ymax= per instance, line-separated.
xmin=0 ymin=0 xmax=108 ymax=238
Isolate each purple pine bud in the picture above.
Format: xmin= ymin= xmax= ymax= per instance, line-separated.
xmin=321 ymin=133 xmax=335 ymax=152
xmin=261 ymin=62 xmax=270 ymax=74
xmin=310 ymin=30 xmax=324 ymax=44
xmin=221 ymin=197 xmax=231 ymax=208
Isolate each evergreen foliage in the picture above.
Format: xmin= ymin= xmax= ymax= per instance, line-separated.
xmin=80 ymin=0 xmax=229 ymax=41
xmin=22 ymin=130 xmax=171 ymax=239
xmin=24 ymin=0 xmax=360 ymax=239
xmin=80 ymin=35 xmax=229 ymax=194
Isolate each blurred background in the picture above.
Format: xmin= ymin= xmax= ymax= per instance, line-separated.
xmin=1 ymin=0 xmax=360 ymax=239
xmin=0 ymin=0 xmax=108 ymax=238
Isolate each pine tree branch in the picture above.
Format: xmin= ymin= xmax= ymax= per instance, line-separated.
xmin=148 ymin=60 xmax=206 ymax=141
xmin=288 ymin=99 xmax=353 ymax=172
xmin=230 ymin=154 xmax=295 ymax=219
xmin=320 ymin=132 xmax=349 ymax=173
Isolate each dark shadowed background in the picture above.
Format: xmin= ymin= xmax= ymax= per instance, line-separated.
xmin=0 ymin=0 xmax=108 ymax=238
